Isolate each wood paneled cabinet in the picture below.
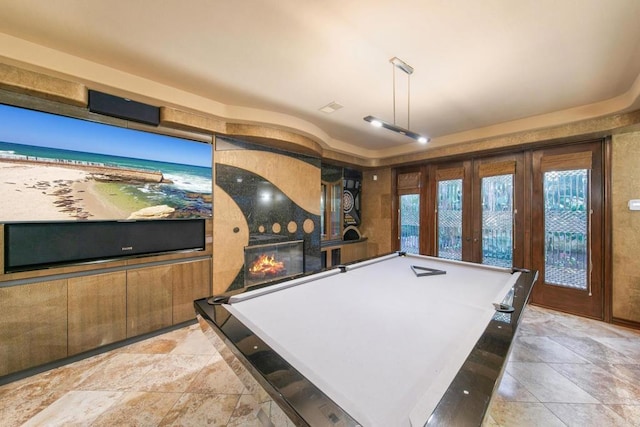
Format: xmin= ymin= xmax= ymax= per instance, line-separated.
xmin=173 ymin=259 xmax=211 ymax=324
xmin=321 ymin=240 xmax=368 ymax=268
xmin=0 ymin=279 xmax=68 ymax=377
xmin=0 ymin=258 xmax=211 ymax=378
xmin=127 ymin=265 xmax=174 ymax=337
xmin=68 ymin=271 xmax=127 ymax=356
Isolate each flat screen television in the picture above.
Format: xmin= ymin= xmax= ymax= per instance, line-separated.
xmin=0 ymin=103 xmax=212 ymax=222
xmin=4 ymin=219 xmax=206 ymax=273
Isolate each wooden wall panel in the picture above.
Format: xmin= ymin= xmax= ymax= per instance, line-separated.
xmin=68 ymin=271 xmax=127 ymax=355
xmin=172 ymin=259 xmax=211 ymax=324
xmin=612 ymin=131 xmax=640 ymax=324
xmin=360 ymin=168 xmax=393 ymax=257
xmin=340 ymin=241 xmax=368 ymax=264
xmin=213 ymin=185 xmax=249 ymax=294
xmin=0 ymin=279 xmax=67 ymax=376
xmin=126 ymin=265 xmax=173 ymax=337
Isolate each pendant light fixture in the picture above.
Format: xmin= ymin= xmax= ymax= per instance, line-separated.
xmin=364 ymin=57 xmax=429 ymax=144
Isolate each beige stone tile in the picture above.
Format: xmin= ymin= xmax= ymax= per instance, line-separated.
xmin=91 ymin=391 xmax=182 ymax=427
xmin=170 ymin=326 xmax=219 ymax=355
xmin=132 ymin=354 xmax=215 ymax=393
xmin=227 ymin=393 xmax=266 ymax=427
xmin=76 ymin=353 xmax=165 ymax=391
xmin=607 ymin=404 xmax=640 ymax=425
xmin=599 ymin=363 xmax=640 ymax=385
xmin=510 ymin=336 xmax=589 ymax=363
xmin=0 ymin=384 xmax=65 ymax=427
xmin=592 ymin=336 xmax=640 ymax=359
xmin=488 ymin=401 xmax=566 ymax=427
xmin=548 ymin=336 xmax=636 ymax=364
xmin=506 ymin=362 xmax=599 ymax=403
xmin=21 ymin=390 xmax=124 ymax=427
xmin=117 ymin=324 xmax=200 ymax=355
xmin=549 ymin=363 xmax=640 ymax=405
xmin=544 ymin=403 xmax=632 ymax=427
xmin=3 ymin=352 xmax=115 ymax=393
xmin=118 ymin=337 xmax=181 ymax=354
xmin=482 ymin=413 xmax=500 ymax=426
xmin=158 ymin=393 xmax=239 ymax=426
xmin=187 ymin=358 xmax=247 ymax=395
xmin=263 ymin=401 xmax=297 ymax=427
xmin=495 ymin=372 xmax=538 ymax=402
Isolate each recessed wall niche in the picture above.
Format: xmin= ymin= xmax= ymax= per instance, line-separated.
xmin=214 ymin=137 xmax=321 ymax=293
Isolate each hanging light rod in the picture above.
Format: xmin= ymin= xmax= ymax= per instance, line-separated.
xmin=363 ymin=115 xmax=428 ymax=143
xmin=364 ymin=56 xmax=430 ymax=144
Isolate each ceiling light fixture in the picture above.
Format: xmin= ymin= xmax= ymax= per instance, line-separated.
xmin=364 ymin=57 xmax=430 ymax=144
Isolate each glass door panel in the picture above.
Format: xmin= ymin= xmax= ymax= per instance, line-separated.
xmin=531 ymin=142 xmax=603 ymax=320
xmin=481 ymin=174 xmax=513 ymax=267
xmin=437 ymin=179 xmax=463 ymax=260
xmin=543 ymin=169 xmax=589 ymax=290
xmin=399 ymin=194 xmax=420 ymax=254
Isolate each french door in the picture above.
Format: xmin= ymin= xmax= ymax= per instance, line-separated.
xmin=394 ymin=141 xmax=606 ymax=319
xmin=531 ymin=142 xmax=604 ymax=319
xmin=396 ymin=169 xmax=423 ymax=254
xmin=431 ymin=155 xmax=523 ymax=266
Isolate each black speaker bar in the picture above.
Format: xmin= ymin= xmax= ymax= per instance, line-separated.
xmin=88 ymin=90 xmax=160 ymax=126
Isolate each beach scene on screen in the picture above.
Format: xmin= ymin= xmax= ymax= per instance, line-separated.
xmin=0 ymin=104 xmax=212 ymax=221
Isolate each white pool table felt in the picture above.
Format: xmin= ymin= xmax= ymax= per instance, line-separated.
xmin=227 ymin=254 xmax=520 ymax=427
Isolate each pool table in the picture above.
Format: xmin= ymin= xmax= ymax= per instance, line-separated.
xmin=195 ymin=252 xmax=537 ymax=426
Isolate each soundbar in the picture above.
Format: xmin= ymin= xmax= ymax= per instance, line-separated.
xmin=88 ymin=90 xmax=160 ymax=126
xmin=3 ymin=219 xmax=205 ymax=273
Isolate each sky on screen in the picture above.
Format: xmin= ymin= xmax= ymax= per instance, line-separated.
xmin=0 ymin=104 xmax=212 ymax=167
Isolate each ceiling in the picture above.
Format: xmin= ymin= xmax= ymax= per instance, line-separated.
xmin=1 ymin=0 xmax=640 ymax=159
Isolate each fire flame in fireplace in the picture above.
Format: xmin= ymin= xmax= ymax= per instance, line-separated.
xmin=248 ymin=254 xmax=286 ymax=276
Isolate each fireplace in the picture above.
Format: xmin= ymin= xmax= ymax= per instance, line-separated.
xmin=244 ymin=240 xmax=304 ymax=287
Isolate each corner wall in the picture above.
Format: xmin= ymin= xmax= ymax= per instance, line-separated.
xmin=360 ymin=168 xmax=394 ymax=257
xmin=611 ymin=130 xmax=640 ymax=323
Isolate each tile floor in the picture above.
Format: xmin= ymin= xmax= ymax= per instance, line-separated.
xmin=1 ymin=305 xmax=639 ymax=426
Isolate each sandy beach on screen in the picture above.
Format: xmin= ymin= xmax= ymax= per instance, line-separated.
xmin=0 ymin=162 xmax=128 ymax=221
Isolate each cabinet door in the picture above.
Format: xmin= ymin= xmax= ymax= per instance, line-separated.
xmin=68 ymin=271 xmax=126 ymax=355
xmin=0 ymin=279 xmax=67 ymax=376
xmin=127 ymin=265 xmax=173 ymax=337
xmin=172 ymin=259 xmax=211 ymax=324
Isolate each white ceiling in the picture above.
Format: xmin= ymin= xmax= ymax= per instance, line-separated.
xmin=1 ymin=0 xmax=640 ymax=158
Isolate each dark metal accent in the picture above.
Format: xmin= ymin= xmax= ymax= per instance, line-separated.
xmin=493 ymin=302 xmax=515 ymax=313
xmin=207 ymin=295 xmax=230 ymax=305
xmin=363 ymin=116 xmax=430 ymax=143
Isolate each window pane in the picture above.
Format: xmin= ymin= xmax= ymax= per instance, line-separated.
xmin=544 ymin=170 xmax=588 ymax=289
xmin=482 ymin=175 xmax=513 ymax=268
xmin=400 ymin=194 xmax=420 ymax=254
xmin=438 ymin=179 xmax=463 ymax=260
